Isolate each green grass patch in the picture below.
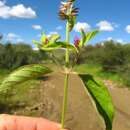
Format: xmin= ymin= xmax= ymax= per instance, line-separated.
xmin=74 ymin=64 xmax=124 ymax=86
xmin=0 ymin=68 xmax=10 ymax=83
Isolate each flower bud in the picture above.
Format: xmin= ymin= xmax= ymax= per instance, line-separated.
xmin=59 ymin=1 xmax=78 ymax=20
xmin=74 ymin=36 xmax=80 ymax=48
xmin=45 ymin=38 xmax=49 ymax=44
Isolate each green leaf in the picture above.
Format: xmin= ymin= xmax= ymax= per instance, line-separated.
xmin=79 ymin=29 xmax=86 ymax=47
xmin=32 ymin=40 xmax=40 ymax=46
xmin=32 ymin=33 xmax=61 ymax=50
xmin=0 ymin=64 xmax=52 ymax=93
xmin=40 ymin=33 xmax=47 ymax=43
xmin=49 ymin=34 xmax=60 ymax=43
xmin=41 ymin=42 xmax=78 ymax=53
xmin=79 ymin=74 xmax=114 ymax=130
xmin=85 ymin=30 xmax=99 ymax=44
xmin=80 ymin=30 xmax=99 ymax=47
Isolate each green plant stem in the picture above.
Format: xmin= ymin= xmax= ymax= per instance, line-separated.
xmin=61 ymin=21 xmax=70 ymax=129
xmin=65 ymin=21 xmax=70 ymax=66
xmin=61 ymin=73 xmax=69 ymax=128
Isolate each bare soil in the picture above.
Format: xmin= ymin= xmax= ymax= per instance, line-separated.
xmin=13 ymin=73 xmax=130 ymax=130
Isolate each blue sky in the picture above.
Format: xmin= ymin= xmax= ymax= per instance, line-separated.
xmin=0 ymin=0 xmax=130 ymax=47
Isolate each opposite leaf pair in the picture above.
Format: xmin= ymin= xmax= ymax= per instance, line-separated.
xmin=32 ymin=30 xmax=99 ymax=52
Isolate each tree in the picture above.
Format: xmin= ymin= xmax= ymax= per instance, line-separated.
xmin=0 ymin=43 xmax=46 ymax=69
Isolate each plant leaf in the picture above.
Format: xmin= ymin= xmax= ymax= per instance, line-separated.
xmin=79 ymin=29 xmax=86 ymax=47
xmin=79 ymin=74 xmax=114 ymax=130
xmin=32 ymin=40 xmax=40 ymax=46
xmin=40 ymin=33 xmax=47 ymax=43
xmin=85 ymin=30 xmax=99 ymax=45
xmin=80 ymin=30 xmax=99 ymax=47
xmin=0 ymin=64 xmax=52 ymax=93
xmin=49 ymin=34 xmax=60 ymax=43
xmin=41 ymin=42 xmax=78 ymax=53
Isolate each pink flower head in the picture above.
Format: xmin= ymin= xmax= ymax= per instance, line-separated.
xmin=74 ymin=36 xmax=80 ymax=48
xmin=45 ymin=38 xmax=49 ymax=44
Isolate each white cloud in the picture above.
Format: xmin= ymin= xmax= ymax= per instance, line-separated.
xmin=6 ymin=33 xmax=24 ymax=42
xmin=74 ymin=22 xmax=91 ymax=32
xmin=106 ymin=37 xmax=125 ymax=44
xmin=10 ymin=4 xmax=36 ymax=18
xmin=7 ymin=33 xmax=20 ymax=41
xmin=107 ymin=37 xmax=113 ymax=41
xmin=16 ymin=38 xmax=24 ymax=42
xmin=49 ymin=31 xmax=58 ymax=35
xmin=0 ymin=0 xmax=10 ymax=18
xmin=32 ymin=25 xmax=42 ymax=30
xmin=125 ymin=25 xmax=130 ymax=33
xmin=96 ymin=21 xmax=114 ymax=31
xmin=0 ymin=1 xmax=36 ymax=19
xmin=47 ymin=32 xmax=58 ymax=38
xmin=116 ymin=39 xmax=123 ymax=43
xmin=37 ymin=31 xmax=59 ymax=38
xmin=0 ymin=0 xmax=5 ymax=6
xmin=33 ymin=47 xmax=39 ymax=51
xmin=116 ymin=39 xmax=126 ymax=44
xmin=56 ymin=26 xmax=62 ymax=30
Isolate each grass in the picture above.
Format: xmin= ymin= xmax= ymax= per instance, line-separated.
xmin=0 ymin=68 xmax=10 ymax=83
xmin=74 ymin=64 xmax=125 ymax=86
xmin=0 ymin=68 xmax=10 ymax=76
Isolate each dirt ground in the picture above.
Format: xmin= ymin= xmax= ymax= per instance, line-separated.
xmin=13 ymin=73 xmax=130 ymax=130
xmin=35 ymin=73 xmax=130 ymax=130
xmin=105 ymin=80 xmax=130 ymax=130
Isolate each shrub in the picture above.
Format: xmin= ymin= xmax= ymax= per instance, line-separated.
xmin=117 ymin=64 xmax=130 ymax=86
xmin=101 ymin=41 xmax=126 ymax=72
xmin=0 ymin=43 xmax=47 ymax=70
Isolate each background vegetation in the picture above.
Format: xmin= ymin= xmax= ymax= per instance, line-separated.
xmin=0 ymin=38 xmax=130 ymax=120
xmin=75 ymin=40 xmax=130 ymax=86
xmin=0 ymin=42 xmax=48 ymax=70
xmin=0 ymin=39 xmax=130 ymax=87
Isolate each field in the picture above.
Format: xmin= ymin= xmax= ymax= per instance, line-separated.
xmin=0 ymin=64 xmax=130 ymax=130
xmin=74 ymin=64 xmax=124 ymax=86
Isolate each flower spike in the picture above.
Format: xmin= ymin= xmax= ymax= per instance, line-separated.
xmin=59 ymin=0 xmax=78 ymax=21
